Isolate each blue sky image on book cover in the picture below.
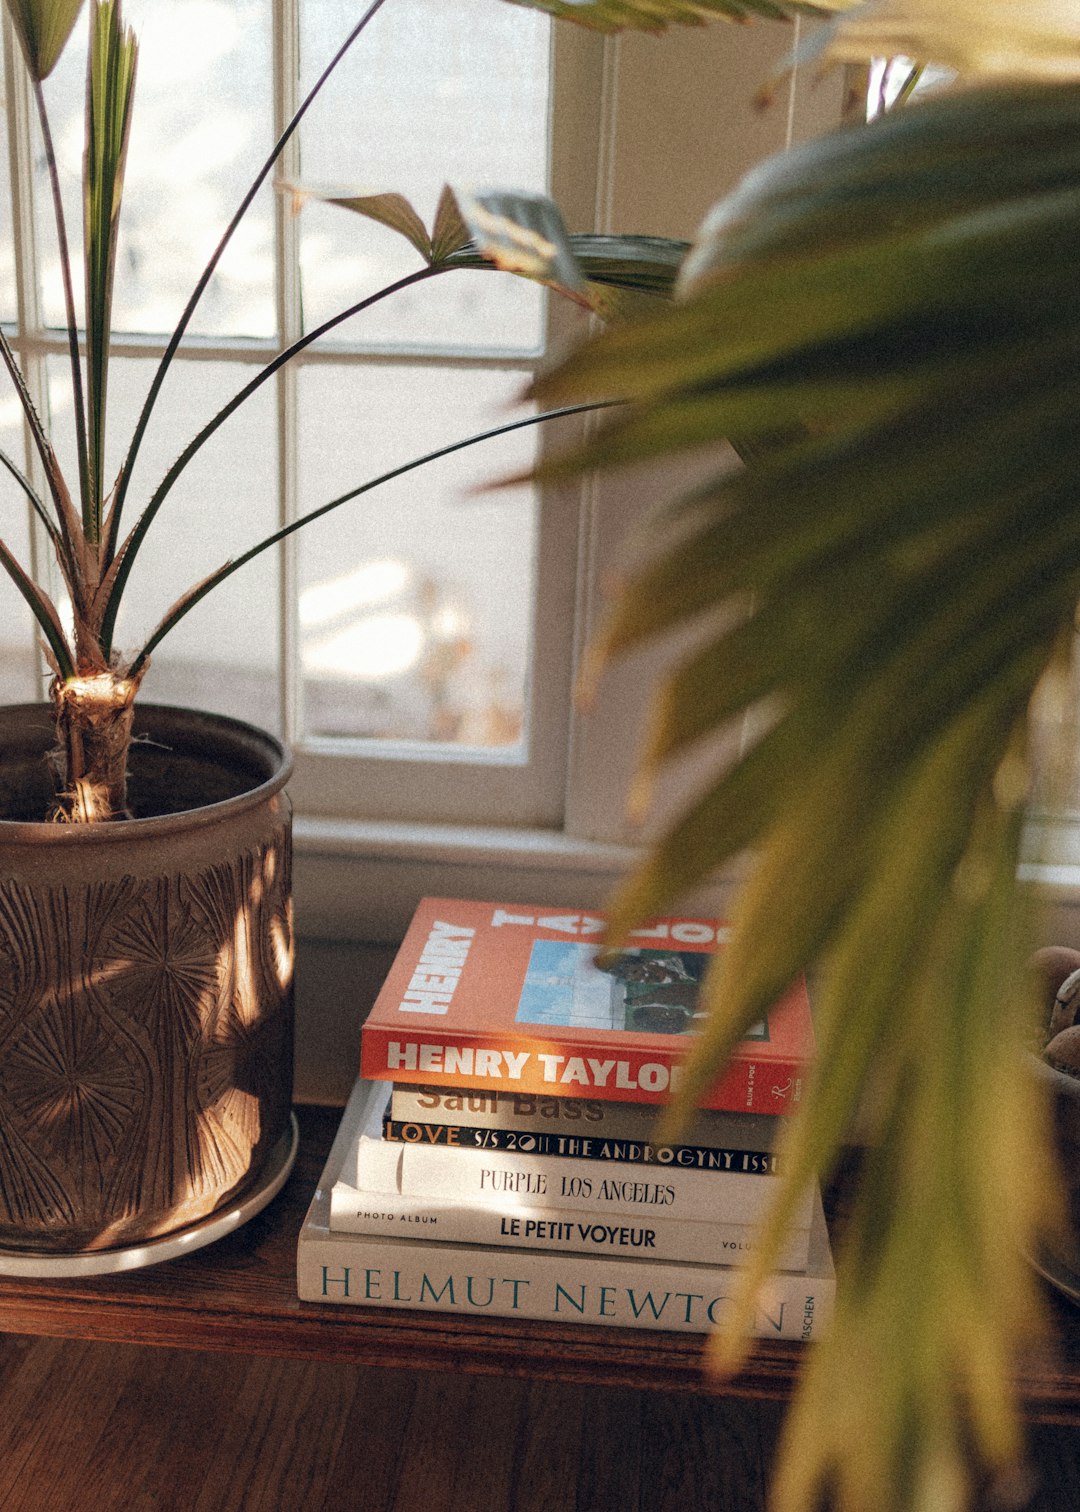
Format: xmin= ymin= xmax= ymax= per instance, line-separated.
xmin=515 ymin=944 xmax=768 ymax=1040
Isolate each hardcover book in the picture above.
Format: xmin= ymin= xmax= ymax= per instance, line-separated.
xmin=360 ymin=898 xmax=814 ymax=1114
xmin=297 ymin=1076 xmax=835 ymax=1338
xmin=388 ymin=1085 xmax=780 ymax=1159
xmin=355 ymin=1093 xmax=807 ymax=1226
xmin=329 ymin=1080 xmax=813 ymax=1268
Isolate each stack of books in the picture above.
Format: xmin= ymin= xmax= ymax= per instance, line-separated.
xmin=297 ymin=897 xmax=835 ymax=1340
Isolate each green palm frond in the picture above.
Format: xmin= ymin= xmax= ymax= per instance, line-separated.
xmin=84 ymin=0 xmax=137 ymax=540
xmin=315 ymin=184 xmax=689 ymax=317
xmin=769 ymin=767 xmax=1050 ymax=1512
xmin=532 ymin=77 xmax=1080 ymax=1512
xmin=4 ymin=0 xmax=84 ymax=80
xmin=0 ymin=537 xmax=74 ymax=677
xmin=505 ymin=0 xmax=1080 ymax=78
xmin=310 ymin=188 xmax=459 ymax=265
xmin=449 ymin=188 xmax=688 ymax=315
xmin=429 ymin=185 xmax=471 ymax=264
xmin=451 ymin=187 xmax=591 ymax=298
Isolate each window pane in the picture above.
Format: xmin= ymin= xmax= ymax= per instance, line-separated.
xmin=0 ymin=394 xmax=40 ymax=703
xmin=297 ymin=363 xmax=537 ymax=747
xmin=298 ymin=0 xmax=549 ymax=351
xmin=0 ymin=102 xmax=14 ymax=327
xmin=0 ymin=92 xmax=32 ymax=695
xmin=47 ymin=355 xmax=280 ymax=731
xmin=38 ymin=0 xmax=274 ymax=338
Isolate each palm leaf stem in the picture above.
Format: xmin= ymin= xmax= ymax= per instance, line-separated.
xmin=105 ymin=0 xmax=392 ymax=563
xmin=0 ymin=445 xmax=65 ymax=552
xmin=0 ymin=325 xmax=81 ymax=584
xmin=0 ymin=534 xmax=74 ymax=677
xmin=126 ymin=400 xmax=616 ymax=677
xmin=99 ymin=261 xmax=448 ymax=657
xmin=32 ymin=77 xmax=91 ymax=539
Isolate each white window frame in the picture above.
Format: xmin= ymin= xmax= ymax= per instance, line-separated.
xmin=294 ymin=14 xmax=857 ymax=942
xmin=279 ymin=8 xmax=596 ymax=832
xmin=2 ymin=1 xmax=581 ymax=829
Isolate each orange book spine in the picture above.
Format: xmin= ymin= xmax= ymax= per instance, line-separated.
xmin=359 ymin=1026 xmax=805 ymax=1114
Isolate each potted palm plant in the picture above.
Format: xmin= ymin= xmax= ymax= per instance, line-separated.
xmin=5 ymin=0 xmax=1070 ymax=1507
xmin=0 ymin=0 xmax=685 ymax=1261
xmin=526 ymin=2 xmax=1080 ymax=1510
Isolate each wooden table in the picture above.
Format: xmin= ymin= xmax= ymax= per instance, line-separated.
xmin=0 ymin=1105 xmax=1077 ymax=1425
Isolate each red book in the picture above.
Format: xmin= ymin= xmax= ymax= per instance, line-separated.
xmin=360 ymin=899 xmax=814 ymax=1114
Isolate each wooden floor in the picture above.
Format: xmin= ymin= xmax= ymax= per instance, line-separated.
xmin=0 ymin=1336 xmax=1077 ymax=1511
xmin=0 ymin=1335 xmax=787 ymax=1511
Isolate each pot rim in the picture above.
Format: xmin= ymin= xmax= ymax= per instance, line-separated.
xmin=0 ymin=701 xmax=292 ymax=843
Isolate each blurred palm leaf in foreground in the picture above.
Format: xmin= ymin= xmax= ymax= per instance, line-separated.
xmin=503 ymin=0 xmax=854 ymax=33
xmin=822 ymin=0 xmax=1080 ymax=80
xmin=532 ymin=72 xmax=1080 ymax=1512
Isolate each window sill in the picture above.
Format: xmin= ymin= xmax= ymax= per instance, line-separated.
xmin=292 ymin=810 xmax=1080 ymax=949
xmin=1021 ymin=814 xmax=1080 ymax=938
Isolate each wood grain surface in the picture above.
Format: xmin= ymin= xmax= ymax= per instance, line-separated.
xmin=0 ymin=1095 xmax=1072 ymax=1512
xmin=0 ymin=1105 xmax=811 ymax=1401
xmin=0 ymin=1335 xmax=1076 ymax=1510
xmin=0 ymin=1100 xmax=1070 ymax=1415
xmin=0 ymin=1333 xmax=791 ymax=1512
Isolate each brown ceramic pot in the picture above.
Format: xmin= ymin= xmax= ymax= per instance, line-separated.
xmin=0 ymin=703 xmax=294 ymax=1253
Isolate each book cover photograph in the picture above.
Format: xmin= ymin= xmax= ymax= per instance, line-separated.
xmin=519 ymin=941 xmax=716 ymax=1037
xmin=359 ymin=898 xmax=815 ymax=1114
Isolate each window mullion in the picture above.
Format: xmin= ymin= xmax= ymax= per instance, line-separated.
xmin=516 ymin=22 xmax=607 ymax=832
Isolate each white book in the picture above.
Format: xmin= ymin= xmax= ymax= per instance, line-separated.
xmin=351 ymin=1084 xmax=810 ymax=1231
xmin=334 ymin=1083 xmax=810 ymax=1266
xmin=297 ymin=1077 xmax=834 ymax=1339
xmin=329 ymin=1183 xmax=812 ymax=1268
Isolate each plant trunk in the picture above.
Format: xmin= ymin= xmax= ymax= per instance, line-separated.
xmin=50 ymin=670 xmax=144 ymax=822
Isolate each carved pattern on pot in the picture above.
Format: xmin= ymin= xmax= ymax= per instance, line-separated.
xmin=0 ymin=826 xmax=293 ymax=1251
